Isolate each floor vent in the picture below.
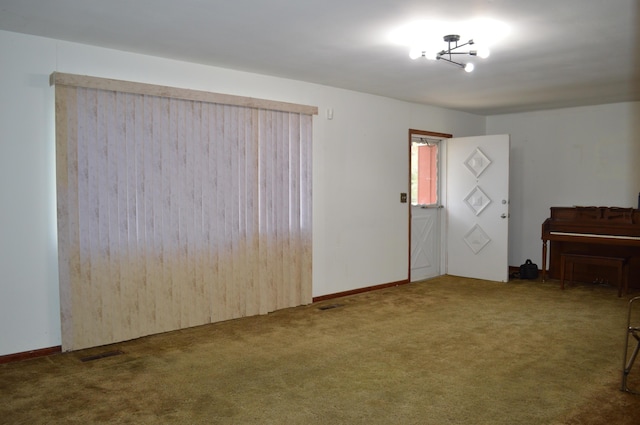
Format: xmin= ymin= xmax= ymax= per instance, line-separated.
xmin=318 ymin=303 xmax=343 ymax=311
xmin=80 ymin=350 xmax=124 ymax=362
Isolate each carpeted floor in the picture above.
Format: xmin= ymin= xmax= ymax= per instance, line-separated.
xmin=1 ymin=275 xmax=640 ymax=424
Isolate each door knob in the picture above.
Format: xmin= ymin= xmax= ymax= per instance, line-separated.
xmin=501 ymin=213 xmax=509 ymax=218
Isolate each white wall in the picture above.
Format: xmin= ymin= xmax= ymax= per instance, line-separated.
xmin=0 ymin=30 xmax=486 ymax=356
xmin=487 ymin=102 xmax=640 ymax=268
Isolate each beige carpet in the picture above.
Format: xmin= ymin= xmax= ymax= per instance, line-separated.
xmin=1 ymin=275 xmax=640 ymax=424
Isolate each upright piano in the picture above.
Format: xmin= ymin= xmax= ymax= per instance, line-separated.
xmin=541 ymin=206 xmax=640 ymax=288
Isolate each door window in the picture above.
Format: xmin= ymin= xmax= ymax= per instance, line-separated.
xmin=411 ymin=139 xmax=439 ymax=206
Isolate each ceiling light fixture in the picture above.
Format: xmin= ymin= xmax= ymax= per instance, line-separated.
xmin=411 ymin=34 xmax=490 ymax=73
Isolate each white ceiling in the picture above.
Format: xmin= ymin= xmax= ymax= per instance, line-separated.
xmin=1 ymin=0 xmax=638 ymax=115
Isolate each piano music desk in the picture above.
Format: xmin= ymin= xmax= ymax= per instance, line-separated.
xmin=560 ymin=252 xmax=629 ymax=297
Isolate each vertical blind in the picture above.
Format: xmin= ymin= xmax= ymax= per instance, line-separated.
xmin=53 ymin=73 xmax=315 ymax=351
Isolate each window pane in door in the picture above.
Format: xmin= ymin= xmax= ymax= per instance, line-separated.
xmin=411 ymin=142 xmax=438 ymax=206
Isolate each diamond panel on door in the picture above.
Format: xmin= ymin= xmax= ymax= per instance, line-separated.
xmin=464 ymin=147 xmax=491 ymax=178
xmin=464 ymin=185 xmax=492 ymax=216
xmin=463 ymin=224 xmax=491 ymax=254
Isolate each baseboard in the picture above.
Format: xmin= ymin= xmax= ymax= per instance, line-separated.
xmin=0 ymin=346 xmax=62 ymax=364
xmin=312 ymin=279 xmax=409 ymax=303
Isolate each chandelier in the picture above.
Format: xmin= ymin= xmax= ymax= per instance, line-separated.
xmin=410 ymin=34 xmax=490 ymax=73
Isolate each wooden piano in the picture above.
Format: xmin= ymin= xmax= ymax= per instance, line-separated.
xmin=541 ymin=206 xmax=640 ymax=289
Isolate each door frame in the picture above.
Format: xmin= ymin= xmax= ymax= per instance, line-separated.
xmin=408 ymin=129 xmax=452 ymax=281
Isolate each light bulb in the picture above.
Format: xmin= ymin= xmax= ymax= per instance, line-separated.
xmin=477 ymin=47 xmax=490 ymax=59
xmin=464 ymin=63 xmax=475 ymax=73
xmin=423 ymin=50 xmax=437 ymax=60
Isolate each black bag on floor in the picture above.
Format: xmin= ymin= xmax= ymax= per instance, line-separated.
xmin=519 ymin=259 xmax=539 ymax=279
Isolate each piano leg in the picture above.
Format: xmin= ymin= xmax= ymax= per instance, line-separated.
xmin=542 ymin=240 xmax=547 ymax=282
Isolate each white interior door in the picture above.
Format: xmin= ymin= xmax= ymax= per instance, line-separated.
xmin=445 ymin=135 xmax=510 ymax=282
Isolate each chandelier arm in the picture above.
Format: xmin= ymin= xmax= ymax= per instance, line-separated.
xmin=436 ymin=56 xmax=465 ymax=69
xmin=450 ymin=40 xmax=474 ymax=51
